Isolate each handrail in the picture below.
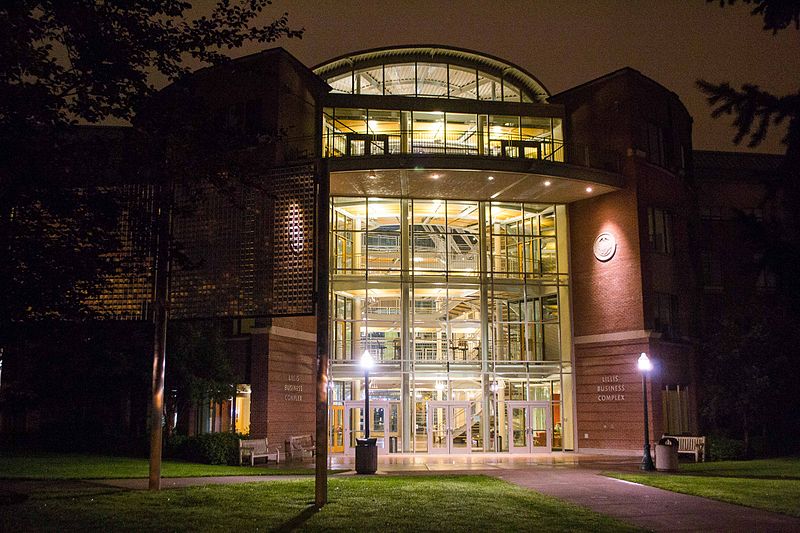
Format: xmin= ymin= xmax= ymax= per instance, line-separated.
xmin=322 ymin=130 xmax=621 ymax=173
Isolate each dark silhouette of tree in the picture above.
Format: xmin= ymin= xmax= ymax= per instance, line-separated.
xmin=698 ymin=0 xmax=800 ymax=453
xmin=165 ymin=320 xmax=235 ymax=436
xmin=699 ymin=0 xmax=800 ymax=308
xmin=0 ymin=1 xmax=303 ymax=331
xmin=698 ymin=1 xmax=799 ymax=165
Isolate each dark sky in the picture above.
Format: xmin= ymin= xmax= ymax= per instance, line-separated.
xmin=215 ymin=0 xmax=799 ymax=154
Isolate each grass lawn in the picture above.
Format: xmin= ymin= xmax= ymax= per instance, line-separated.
xmin=0 ymin=475 xmax=640 ymax=532
xmin=606 ymin=458 xmax=800 ymax=517
xmin=0 ymin=453 xmax=325 ymax=479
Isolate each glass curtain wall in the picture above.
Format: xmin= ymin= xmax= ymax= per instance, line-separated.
xmin=326 ymin=62 xmax=535 ymax=102
xmin=330 ymin=197 xmax=573 ymax=452
xmin=323 ymin=108 xmax=563 ymax=161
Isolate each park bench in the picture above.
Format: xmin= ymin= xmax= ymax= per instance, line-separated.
xmin=239 ymin=437 xmax=280 ymax=466
xmin=662 ymin=435 xmax=706 ymax=462
xmin=285 ymin=434 xmax=315 ymax=461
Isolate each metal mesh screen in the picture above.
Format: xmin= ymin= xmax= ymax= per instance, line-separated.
xmin=85 ymin=184 xmax=156 ymax=320
xmin=267 ymin=164 xmax=316 ymax=316
xmin=169 ymin=163 xmax=317 ymax=318
xmin=88 ymin=163 xmax=317 ymax=319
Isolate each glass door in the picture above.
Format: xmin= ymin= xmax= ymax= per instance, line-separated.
xmin=343 ymin=400 xmax=397 ymax=455
xmin=330 ymin=405 xmax=344 ymax=453
xmin=427 ymin=401 xmax=472 ymax=454
xmin=507 ymin=401 xmax=551 ymax=453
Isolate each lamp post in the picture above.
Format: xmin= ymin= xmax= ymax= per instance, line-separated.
xmin=638 ymin=352 xmax=655 ymax=471
xmin=356 ymin=350 xmax=377 ymax=474
xmin=361 ymin=350 xmax=374 ymax=439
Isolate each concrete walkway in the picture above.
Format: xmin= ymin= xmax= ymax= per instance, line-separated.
xmin=494 ymin=466 xmax=800 ymax=533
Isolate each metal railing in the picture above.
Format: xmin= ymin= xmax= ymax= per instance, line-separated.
xmin=323 ymin=130 xmax=622 ymax=173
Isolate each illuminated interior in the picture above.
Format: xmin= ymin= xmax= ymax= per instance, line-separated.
xmin=328 ymin=196 xmax=574 ymax=453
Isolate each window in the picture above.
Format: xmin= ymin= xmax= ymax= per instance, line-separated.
xmin=662 ymin=384 xmax=690 ymax=434
xmin=647 ymin=207 xmax=673 ymax=254
xmin=754 ymin=253 xmax=778 ymax=291
xmin=701 ymin=251 xmax=723 ymax=291
xmin=646 ymin=122 xmax=665 ymax=166
xmin=653 ymin=292 xmax=679 ymax=338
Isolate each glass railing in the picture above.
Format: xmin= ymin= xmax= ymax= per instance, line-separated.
xmin=323 ymin=130 xmax=621 ymax=173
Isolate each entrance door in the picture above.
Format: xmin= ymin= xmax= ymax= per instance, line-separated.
xmin=343 ymin=401 xmax=400 ymax=455
xmin=427 ymin=401 xmax=472 ymax=454
xmin=507 ymin=401 xmax=551 ymax=453
xmin=330 ymin=405 xmax=344 ymax=453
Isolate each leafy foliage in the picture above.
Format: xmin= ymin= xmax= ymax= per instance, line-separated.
xmin=168 ymin=432 xmax=241 ymax=465
xmin=0 ymin=1 xmax=303 ymax=328
xmin=711 ymin=0 xmax=800 ymax=33
xmin=166 ymin=320 xmax=236 ymax=405
xmin=707 ymin=435 xmax=747 ymax=461
xmin=700 ymin=303 xmax=800 ymax=452
xmin=0 ymin=1 xmax=302 ymax=132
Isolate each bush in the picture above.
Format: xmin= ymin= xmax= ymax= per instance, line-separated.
xmin=166 ymin=432 xmax=240 ymax=465
xmin=708 ymin=435 xmax=746 ymax=461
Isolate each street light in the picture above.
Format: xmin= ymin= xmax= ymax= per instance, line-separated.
xmin=356 ymin=350 xmax=377 ymax=474
xmin=361 ymin=350 xmax=374 ymax=439
xmin=638 ymin=352 xmax=655 ymax=471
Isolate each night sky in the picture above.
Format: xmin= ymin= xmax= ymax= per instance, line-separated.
xmin=206 ymin=0 xmax=798 ymax=155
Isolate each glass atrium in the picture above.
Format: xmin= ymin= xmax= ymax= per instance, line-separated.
xmin=318 ymin=47 xmax=576 ymax=454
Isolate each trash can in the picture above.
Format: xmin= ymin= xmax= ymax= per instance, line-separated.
xmin=389 ymin=436 xmax=398 ymax=453
xmin=656 ymin=437 xmax=679 ymax=472
xmin=355 ymin=437 xmax=378 ymax=474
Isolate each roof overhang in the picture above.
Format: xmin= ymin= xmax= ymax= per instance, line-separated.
xmin=328 ymin=155 xmax=621 ymax=203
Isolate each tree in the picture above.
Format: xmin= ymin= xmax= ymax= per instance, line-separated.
xmin=698 ymin=0 xmax=800 ymax=452
xmin=165 ymin=320 xmax=236 ymax=436
xmin=698 ymin=1 xmax=800 ymax=308
xmin=0 ymin=1 xmax=303 ymax=330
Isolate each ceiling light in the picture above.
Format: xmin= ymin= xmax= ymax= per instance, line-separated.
xmin=487 ymin=176 xmax=495 ymax=181
xmin=586 ymin=186 xmax=593 ymax=193
xmin=431 ymin=173 xmax=440 ymax=180
xmin=368 ymin=172 xmax=377 ymax=179
xmin=543 ymin=180 xmax=551 ymax=186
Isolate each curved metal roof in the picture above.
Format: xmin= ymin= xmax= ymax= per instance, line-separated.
xmin=312 ymin=45 xmax=550 ymax=102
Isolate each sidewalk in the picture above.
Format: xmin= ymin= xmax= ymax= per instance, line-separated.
xmin=494 ymin=467 xmax=800 ymax=533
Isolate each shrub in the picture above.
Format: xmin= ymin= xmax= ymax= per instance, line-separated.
xmin=167 ymin=432 xmax=240 ymax=465
xmin=708 ymin=435 xmax=746 ymax=461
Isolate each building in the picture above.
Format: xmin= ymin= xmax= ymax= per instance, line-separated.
xmin=10 ymin=44 xmax=777 ymax=456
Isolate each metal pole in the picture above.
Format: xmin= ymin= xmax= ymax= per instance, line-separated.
xmin=315 ymin=160 xmax=330 ymax=509
xmin=641 ymin=371 xmax=655 ymax=471
xmin=364 ymin=368 xmax=370 ymax=440
xmin=149 ymin=182 xmax=172 ymax=491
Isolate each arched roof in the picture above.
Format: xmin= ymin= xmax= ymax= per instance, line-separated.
xmin=313 ymin=45 xmax=550 ymax=102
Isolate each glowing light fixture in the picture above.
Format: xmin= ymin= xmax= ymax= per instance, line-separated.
xmin=638 ymin=352 xmax=655 ymax=471
xmin=361 ymin=350 xmax=374 ymax=370
xmin=487 ymin=175 xmax=495 ymax=181
xmin=586 ymin=186 xmax=593 ymax=193
xmin=431 ymin=173 xmax=440 ymax=180
xmin=543 ymin=180 xmax=551 ymax=186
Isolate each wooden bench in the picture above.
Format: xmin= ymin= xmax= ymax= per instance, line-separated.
xmin=239 ymin=438 xmax=280 ymax=466
xmin=662 ymin=435 xmax=706 ymax=462
xmin=285 ymin=434 xmax=315 ymax=461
